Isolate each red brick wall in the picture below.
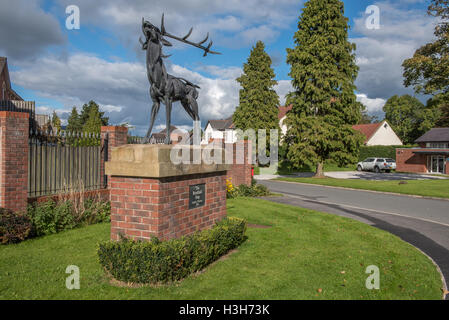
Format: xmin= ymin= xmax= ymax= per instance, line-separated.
xmin=211 ymin=139 xmax=253 ymax=187
xmin=100 ymin=126 xmax=128 ymax=188
xmin=109 ymin=171 xmax=227 ymax=241
xmin=396 ymin=148 xmax=427 ymax=173
xmin=0 ymin=111 xmax=29 ymax=212
xmin=227 ymin=140 xmax=252 ymax=186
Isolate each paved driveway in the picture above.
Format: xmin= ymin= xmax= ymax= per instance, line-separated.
xmin=256 ymin=171 xmax=448 ymax=181
xmin=259 ymin=180 xmax=449 ymax=298
xmin=325 ymin=171 xmax=448 ymax=180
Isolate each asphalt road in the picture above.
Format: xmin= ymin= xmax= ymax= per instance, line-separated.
xmin=259 ymin=180 xmax=449 ymax=298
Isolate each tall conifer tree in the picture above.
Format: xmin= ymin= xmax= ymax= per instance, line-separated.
xmin=67 ymin=107 xmax=82 ymax=132
xmin=233 ymin=40 xmax=280 ymax=160
xmin=285 ymin=0 xmax=363 ymax=176
xmin=83 ymin=103 xmax=103 ymax=133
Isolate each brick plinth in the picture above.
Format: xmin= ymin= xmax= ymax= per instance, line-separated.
xmin=0 ymin=111 xmax=29 ymax=212
xmin=109 ymin=171 xmax=227 ymax=241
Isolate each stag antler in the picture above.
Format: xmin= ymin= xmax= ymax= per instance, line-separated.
xmin=160 ymin=13 xmax=221 ymax=57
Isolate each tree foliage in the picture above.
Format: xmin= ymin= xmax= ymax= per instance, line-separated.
xmin=80 ymin=101 xmax=109 ymax=127
xmin=359 ymin=102 xmax=379 ymax=124
xmin=233 ymin=40 xmax=280 ymax=153
xmin=66 ymin=107 xmax=82 ymax=132
xmin=284 ymin=0 xmax=363 ymax=176
xmin=51 ymin=111 xmax=61 ymax=132
xmin=83 ymin=103 xmax=104 ymax=134
xmin=383 ymin=95 xmax=440 ymax=144
xmin=427 ymin=93 xmax=449 ymax=127
xmin=403 ymin=0 xmax=449 ymax=96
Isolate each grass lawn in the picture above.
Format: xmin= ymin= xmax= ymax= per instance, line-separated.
xmin=276 ymin=177 xmax=449 ymax=199
xmin=0 ymin=198 xmax=443 ymax=299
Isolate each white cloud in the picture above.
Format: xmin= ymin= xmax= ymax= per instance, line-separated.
xmin=356 ymin=93 xmax=386 ymax=114
xmin=352 ymin=1 xmax=437 ymax=100
xmin=274 ymin=80 xmax=293 ymax=106
xmin=54 ymin=0 xmax=302 ymax=47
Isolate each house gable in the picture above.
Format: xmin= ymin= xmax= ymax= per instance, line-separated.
xmin=366 ymin=121 xmax=403 ymax=146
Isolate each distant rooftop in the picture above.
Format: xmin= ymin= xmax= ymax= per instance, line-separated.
xmin=415 ymin=128 xmax=449 ymax=143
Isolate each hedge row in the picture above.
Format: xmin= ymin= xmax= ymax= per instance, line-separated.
xmin=97 ymin=217 xmax=247 ymax=284
xmin=358 ymin=145 xmax=416 ymax=162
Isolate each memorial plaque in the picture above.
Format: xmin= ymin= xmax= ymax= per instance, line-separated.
xmin=189 ymin=183 xmax=205 ymax=209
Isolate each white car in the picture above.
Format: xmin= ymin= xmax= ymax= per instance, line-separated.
xmin=357 ymin=158 xmax=396 ymax=173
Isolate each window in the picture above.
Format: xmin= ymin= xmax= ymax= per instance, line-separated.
xmin=376 ymin=159 xmax=385 ymax=162
xmin=427 ymin=143 xmax=449 ymax=148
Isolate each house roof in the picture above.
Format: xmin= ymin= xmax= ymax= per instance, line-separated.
xmin=0 ymin=57 xmax=6 ymax=76
xmin=415 ymin=128 xmax=449 ymax=143
xmin=207 ymin=117 xmax=234 ymax=131
xmin=278 ymin=105 xmax=292 ymax=120
xmin=0 ymin=57 xmax=23 ymax=101
xmin=157 ymin=125 xmax=178 ymax=134
xmin=352 ymin=122 xmax=383 ymax=143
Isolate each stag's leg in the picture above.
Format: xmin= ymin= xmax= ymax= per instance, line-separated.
xmin=181 ymin=99 xmax=195 ymax=120
xmin=145 ymin=86 xmax=161 ymax=143
xmin=186 ymin=89 xmax=200 ymax=121
xmin=165 ymin=96 xmax=172 ymax=144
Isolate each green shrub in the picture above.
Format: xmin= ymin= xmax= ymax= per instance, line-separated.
xmin=97 ymin=217 xmax=247 ymax=284
xmin=80 ymin=199 xmax=111 ymax=225
xmin=27 ymin=199 xmax=110 ymax=236
xmin=227 ymin=180 xmax=271 ymax=199
xmin=0 ymin=208 xmax=32 ymax=244
xmin=27 ymin=200 xmax=76 ymax=236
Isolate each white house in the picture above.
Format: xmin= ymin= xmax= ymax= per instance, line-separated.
xmin=202 ymin=106 xmax=293 ymax=144
xmin=278 ymin=105 xmax=292 ymax=137
xmin=352 ymin=121 xmax=403 ymax=146
xmin=201 ymin=117 xmax=237 ymax=144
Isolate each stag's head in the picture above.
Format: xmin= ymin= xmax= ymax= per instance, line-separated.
xmin=141 ymin=17 xmax=172 ymax=47
xmin=140 ymin=14 xmax=221 ymax=56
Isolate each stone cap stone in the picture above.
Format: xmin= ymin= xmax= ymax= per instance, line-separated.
xmin=105 ymin=144 xmax=229 ymax=178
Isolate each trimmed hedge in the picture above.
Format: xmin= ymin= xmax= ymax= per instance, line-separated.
xmin=97 ymin=217 xmax=247 ymax=284
xmin=0 ymin=208 xmax=32 ymax=244
xmin=358 ymin=145 xmax=416 ymax=162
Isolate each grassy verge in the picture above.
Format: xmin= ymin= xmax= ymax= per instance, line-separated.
xmin=276 ymin=177 xmax=449 ymax=199
xmin=0 ymin=198 xmax=443 ymax=299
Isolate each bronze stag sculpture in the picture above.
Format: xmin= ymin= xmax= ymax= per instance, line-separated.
xmin=140 ymin=14 xmax=220 ymax=144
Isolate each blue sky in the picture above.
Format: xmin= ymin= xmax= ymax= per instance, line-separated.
xmin=0 ymin=0 xmax=436 ymax=135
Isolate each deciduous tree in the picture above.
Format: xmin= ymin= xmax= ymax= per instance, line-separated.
xmin=383 ymin=95 xmax=440 ymax=144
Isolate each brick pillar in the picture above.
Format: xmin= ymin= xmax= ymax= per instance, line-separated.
xmin=100 ymin=126 xmax=128 ymax=188
xmin=226 ymin=140 xmax=253 ymax=186
xmin=0 ymin=111 xmax=29 ymax=212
